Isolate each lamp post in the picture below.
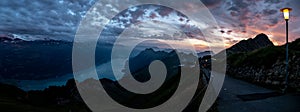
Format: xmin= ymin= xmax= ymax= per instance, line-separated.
xmin=280 ymin=8 xmax=292 ymax=93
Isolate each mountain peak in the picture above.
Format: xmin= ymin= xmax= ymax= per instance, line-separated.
xmin=226 ymin=33 xmax=274 ymax=55
xmin=254 ymin=33 xmax=269 ymax=40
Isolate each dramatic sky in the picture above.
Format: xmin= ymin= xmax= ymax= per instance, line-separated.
xmin=1 ymin=0 xmax=299 ymax=50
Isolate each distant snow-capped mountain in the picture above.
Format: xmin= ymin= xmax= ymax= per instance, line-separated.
xmin=0 ymin=33 xmax=63 ymax=42
xmin=0 ymin=34 xmax=35 ymax=41
xmin=0 ymin=34 xmax=21 ymax=41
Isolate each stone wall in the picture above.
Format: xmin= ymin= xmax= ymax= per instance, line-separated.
xmin=227 ymin=56 xmax=300 ymax=91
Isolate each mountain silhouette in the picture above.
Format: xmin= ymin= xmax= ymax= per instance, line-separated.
xmin=226 ymin=33 xmax=274 ymax=55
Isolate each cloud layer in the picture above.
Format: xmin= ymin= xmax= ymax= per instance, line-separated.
xmin=0 ymin=0 xmax=95 ymax=40
xmin=1 ymin=0 xmax=299 ymax=47
xmin=208 ymin=0 xmax=300 ymax=45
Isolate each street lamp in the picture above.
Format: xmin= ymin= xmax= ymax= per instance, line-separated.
xmin=280 ymin=7 xmax=292 ymax=93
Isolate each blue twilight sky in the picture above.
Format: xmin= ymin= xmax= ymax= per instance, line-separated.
xmin=0 ymin=0 xmax=299 ymax=50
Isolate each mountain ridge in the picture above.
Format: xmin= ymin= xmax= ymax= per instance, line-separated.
xmin=225 ymin=33 xmax=274 ymax=55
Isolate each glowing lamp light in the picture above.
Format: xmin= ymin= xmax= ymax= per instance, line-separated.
xmin=280 ymin=8 xmax=292 ymax=20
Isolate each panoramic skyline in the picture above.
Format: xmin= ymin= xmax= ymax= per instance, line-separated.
xmin=0 ymin=0 xmax=299 ymax=50
xmin=1 ymin=1 xmax=300 ymax=111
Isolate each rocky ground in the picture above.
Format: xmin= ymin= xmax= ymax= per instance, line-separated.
xmin=227 ymin=56 xmax=300 ymax=91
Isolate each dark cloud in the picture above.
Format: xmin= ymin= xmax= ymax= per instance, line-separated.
xmin=231 ymin=0 xmax=249 ymax=9
xmin=230 ymin=11 xmax=239 ymax=16
xmin=201 ymin=0 xmax=222 ymax=8
xmin=220 ymin=30 xmax=225 ymax=33
xmin=230 ymin=40 xmax=239 ymax=43
xmin=262 ymin=9 xmax=277 ymax=16
xmin=270 ymin=19 xmax=279 ymax=25
xmin=227 ymin=30 xmax=232 ymax=35
xmin=264 ymin=0 xmax=281 ymax=4
xmin=228 ymin=6 xmax=239 ymax=12
xmin=0 ymin=1 xmax=204 ymax=41
xmin=156 ymin=6 xmax=173 ymax=17
xmin=0 ymin=0 xmax=96 ymax=40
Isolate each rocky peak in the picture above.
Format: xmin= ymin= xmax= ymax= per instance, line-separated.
xmin=226 ymin=33 xmax=274 ymax=55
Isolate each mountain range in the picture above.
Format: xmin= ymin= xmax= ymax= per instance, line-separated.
xmin=2 ymin=32 xmax=297 ymax=111
xmin=0 ymin=46 xmax=211 ymax=112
